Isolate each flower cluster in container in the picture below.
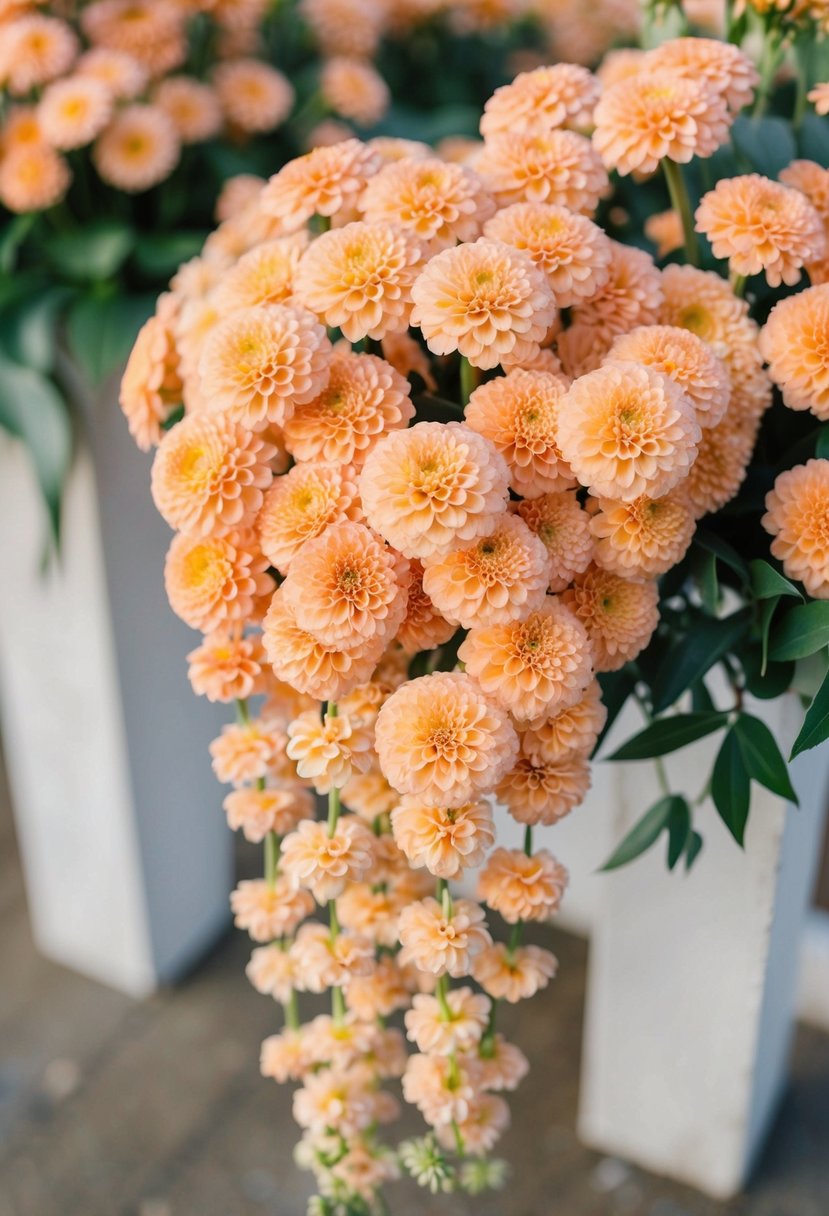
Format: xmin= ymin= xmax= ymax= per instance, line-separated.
xmin=121 ymin=30 xmax=829 ymax=1213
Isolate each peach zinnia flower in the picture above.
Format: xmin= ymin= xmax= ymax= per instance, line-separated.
xmin=37 ymin=76 xmax=113 ymax=151
xmin=513 ymin=491 xmax=594 ymax=591
xmin=608 ymin=324 xmax=730 ymax=429
xmin=281 ymin=816 xmax=374 ymax=903
xmin=562 ymin=563 xmax=659 ymax=671
xmin=359 ymin=421 xmax=509 ymax=561
xmin=411 ymin=237 xmax=556 ymax=371
xmin=695 ymin=174 xmax=825 ymax=288
xmin=760 ymin=284 xmax=829 ymax=420
xmin=0 ymin=15 xmax=78 ymax=95
xmin=480 ymin=63 xmax=600 ymax=137
xmin=358 ymin=156 xmax=494 ymax=253
xmin=187 ymin=628 xmax=262 ymax=701
xmin=391 ymin=796 xmax=495 ymax=879
xmin=261 ymin=138 xmax=379 ymax=227
xmin=495 ymin=749 xmax=591 ymax=825
xmin=398 ymin=896 xmax=491 ymax=978
xmin=809 ymin=82 xmax=829 ymax=116
xmin=119 ymin=295 xmax=182 ymax=451
xmin=151 ymin=412 xmax=275 ymax=537
xmin=75 ymin=47 xmax=147 ymax=100
xmin=646 ymin=36 xmax=758 ymax=112
xmin=396 ymin=560 xmax=457 ymax=655
xmin=165 ymin=529 xmax=274 ymax=632
xmin=211 ymin=234 xmax=308 ymax=311
xmin=645 ymin=208 xmax=684 ymax=259
xmin=679 ymin=413 xmax=757 ymax=520
xmin=282 ymin=520 xmax=409 ymax=647
xmin=284 ymin=349 xmax=413 ymax=466
xmin=286 ymin=708 xmax=372 ymax=793
xmin=374 ymin=671 xmax=518 ymax=807
xmin=557 ymin=361 xmax=699 ymax=501
xmin=520 ymin=678 xmax=607 ymax=765
xmin=213 ymin=60 xmax=294 ymax=133
xmin=465 ymin=368 xmax=574 ymax=498
xmin=224 ymin=785 xmax=311 ymax=843
xmin=459 ymin=598 xmax=593 ymax=722
xmin=81 ymin=0 xmax=186 ymax=74
xmin=472 ymin=941 xmax=558 ymax=1003
xmin=476 ymin=129 xmax=609 ymax=215
xmin=478 ymin=847 xmax=568 ymax=924
xmin=0 ymin=142 xmax=70 ymax=214
xmin=198 ymin=303 xmax=332 ymax=429
xmin=405 ymin=987 xmax=490 ymax=1055
xmin=93 ymin=104 xmax=180 ymax=192
xmin=258 ymin=461 xmax=361 ymax=574
xmin=320 ymin=57 xmax=389 ymax=126
xmin=153 ymin=76 xmax=223 ymax=144
xmin=231 ymin=877 xmax=313 ymax=941
xmin=246 ymin=943 xmax=299 ymax=1003
xmin=215 ymin=173 xmax=265 ymax=222
xmin=484 ymin=202 xmax=612 ymax=308
xmin=422 ymin=514 xmax=549 ymax=630
xmin=209 ymin=718 xmax=285 ymax=785
xmin=762 ymin=460 xmax=829 ymax=599
xmin=590 ymin=493 xmax=696 ymax=579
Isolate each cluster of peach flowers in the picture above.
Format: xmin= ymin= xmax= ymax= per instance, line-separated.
xmin=121 ymin=27 xmax=829 ymax=1210
xmin=0 ymin=0 xmax=294 ymax=213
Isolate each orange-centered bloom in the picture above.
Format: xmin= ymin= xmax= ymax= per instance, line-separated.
xmin=153 ymin=76 xmax=223 ymax=144
xmin=478 ymin=847 xmax=568 ymax=923
xmin=513 ymin=491 xmax=594 ymax=591
xmin=358 ymin=156 xmax=495 ymax=253
xmin=281 ymin=521 xmax=409 ymax=648
xmin=411 ymin=237 xmax=556 ymax=371
xmin=760 ymin=285 xmax=829 ymax=420
xmin=480 ymin=63 xmax=600 ymax=138
xmin=645 ymin=36 xmax=759 ymax=113
xmin=459 ymin=598 xmax=593 ymax=722
xmin=679 ymin=413 xmax=757 ymax=520
xmin=608 ymin=324 xmax=730 ymax=429
xmin=465 ymin=367 xmax=574 ymax=498
xmin=562 ymin=563 xmax=659 ymax=671
xmin=495 ymin=748 xmax=592 ymax=825
xmin=762 ymin=460 xmax=829 ymax=599
xmin=151 ymin=412 xmax=275 ymax=537
xmin=286 ymin=708 xmax=372 ymax=793
xmin=476 ymin=129 xmax=609 ymax=216
xmin=593 ymin=69 xmax=730 ymax=175
xmin=198 ymin=303 xmax=332 ymax=429
xmin=374 ymin=671 xmax=518 ymax=807
xmin=483 ymin=202 xmax=612 ymax=308
xmin=119 ymin=295 xmax=182 ymax=451
xmin=257 ymin=461 xmax=361 ymax=574
xmin=261 ymin=138 xmax=379 ymax=227
xmin=0 ymin=14 xmax=78 ymax=95
xmin=283 ymin=349 xmax=413 ymax=466
xmin=358 ymin=421 xmax=510 ymax=561
xmin=405 ymin=986 xmax=491 ymax=1055
xmin=281 ymin=816 xmax=374 ymax=903
xmin=37 ymin=76 xmax=113 ymax=150
xmin=295 ymin=220 xmax=423 ymax=342
xmin=472 ymin=941 xmax=558 ymax=1003
xmin=520 ymin=678 xmax=607 ymax=765
xmin=422 ymin=513 xmax=549 ymax=630
xmin=557 ymin=361 xmax=700 ymax=501
xmin=391 ymin=796 xmax=495 ymax=879
xmin=213 ymin=59 xmax=294 ymax=134
xmin=186 ymin=629 xmax=262 ymax=702
xmin=231 ymin=877 xmax=313 ymax=941
xmin=75 ymin=47 xmax=148 ymax=100
xmin=211 ymin=233 xmax=308 ymax=311
xmin=0 ymin=142 xmax=70 ymax=214
xmin=695 ymin=174 xmax=826 ymax=288
xmin=590 ymin=493 xmax=696 ymax=579
xmin=93 ymin=103 xmax=180 ymax=192
xmin=320 ymin=57 xmax=389 ymax=127
xmin=396 ymin=560 xmax=457 ymax=655
xmin=398 ymin=896 xmax=492 ymax=977
xmin=164 ymin=529 xmax=274 ymax=632
xmin=225 ymin=785 xmax=311 ymax=843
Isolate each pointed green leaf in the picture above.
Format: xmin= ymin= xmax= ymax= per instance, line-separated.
xmin=790 ymin=665 xmax=829 ymax=759
xmin=685 ymin=830 xmax=704 ymax=871
xmin=666 ymin=797 xmax=691 ymax=870
xmin=733 ymin=713 xmax=798 ymax=803
xmin=600 ymin=795 xmax=679 ymax=871
xmin=691 ymin=547 xmax=719 ymax=616
xmin=750 ymin=559 xmax=803 ymax=601
xmin=769 ymin=601 xmax=829 ymax=662
xmin=0 ymin=285 xmax=74 ymax=374
xmin=740 ymin=645 xmax=794 ymax=700
xmin=732 ymin=114 xmax=796 ymax=178
xmin=43 ymin=218 xmax=134 ymax=282
xmin=66 ymin=291 xmax=156 ymax=385
xmin=651 ymin=610 xmax=751 ymax=713
xmin=609 ymin=712 xmax=728 ymax=761
xmin=694 ymin=530 xmax=749 ymax=582
xmin=711 ymin=728 xmax=751 ymax=846
xmin=593 ymin=666 xmax=638 ymax=756
xmin=0 ymin=353 xmax=71 ymax=539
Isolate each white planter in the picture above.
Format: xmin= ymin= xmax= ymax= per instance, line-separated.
xmin=0 ymin=378 xmax=231 ymax=997
xmin=576 ymin=692 xmax=829 ymax=1199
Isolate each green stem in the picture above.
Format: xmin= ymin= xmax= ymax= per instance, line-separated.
xmin=524 ymin=825 xmax=533 ymax=857
xmin=662 ymin=159 xmax=699 ymax=267
xmin=730 ymin=273 xmax=746 ymax=299
xmin=753 ymin=26 xmax=783 ymax=118
xmin=283 ymin=988 xmax=300 ymax=1031
xmin=328 ymin=898 xmax=340 ymax=938
xmin=435 ymin=974 xmax=453 ymax=1021
xmin=235 ymin=696 xmax=251 ymax=726
xmin=437 ymin=877 xmax=452 ymax=920
xmin=264 ymin=830 xmax=279 ymax=888
xmin=459 ymin=356 xmax=478 ymax=408
xmin=331 ymin=984 xmax=346 ymax=1024
xmin=327 ymin=785 xmax=340 ymax=837
xmin=508 ymin=920 xmax=523 ymax=956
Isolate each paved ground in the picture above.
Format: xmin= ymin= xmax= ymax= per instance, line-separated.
xmin=1 ymin=768 xmax=828 ymax=1216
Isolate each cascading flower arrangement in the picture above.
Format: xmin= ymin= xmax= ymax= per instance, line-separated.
xmin=121 ymin=6 xmax=829 ymax=1210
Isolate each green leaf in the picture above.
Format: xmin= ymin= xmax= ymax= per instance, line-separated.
xmin=666 ymin=797 xmax=691 ymax=870
xmin=691 ymin=547 xmax=719 ymax=616
xmin=43 ymin=219 xmax=134 ymax=283
xmin=733 ymin=713 xmax=798 ymax=803
xmin=790 ymin=664 xmax=829 ymax=759
xmin=740 ymin=645 xmax=795 ymax=700
xmin=593 ymin=666 xmax=638 ymax=756
xmin=66 ymin=291 xmax=156 ymax=385
xmin=651 ymin=610 xmax=751 ymax=713
xmin=759 ymin=595 xmax=779 ymax=677
xmin=694 ymin=530 xmax=749 ymax=582
xmin=0 ymin=212 xmax=36 ymax=274
xmin=732 ymin=114 xmax=797 ymax=179
xmin=769 ymin=601 xmax=829 ymax=662
xmin=0 ymin=286 xmax=73 ymax=374
xmin=690 ymin=679 xmax=715 ymax=712
xmin=0 ymin=353 xmax=72 ymax=539
xmin=685 ymin=830 xmax=704 ymax=871
xmin=600 ymin=795 xmax=680 ymax=871
xmin=131 ymin=231 xmax=207 ymax=281
xmin=711 ymin=728 xmax=751 ymax=846
xmin=816 ymin=426 xmax=829 ymax=461
xmin=609 ymin=712 xmax=728 ymax=761
xmin=750 ymin=559 xmax=803 ymax=601
xmin=799 ymin=113 xmax=829 ymax=165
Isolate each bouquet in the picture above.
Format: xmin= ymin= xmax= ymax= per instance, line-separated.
xmin=120 ymin=3 xmax=829 ymax=1211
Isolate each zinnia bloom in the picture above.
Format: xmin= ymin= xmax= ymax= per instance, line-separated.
xmin=645 ymin=208 xmax=684 ymax=258
xmin=75 ymin=47 xmax=147 ymax=100
xmin=472 ymin=941 xmax=557 ymax=1003
xmin=93 ymin=103 xmax=180 ymax=192
xmin=374 ymin=671 xmax=518 ymax=807
xmin=478 ymin=847 xmax=568 ymax=923
xmin=760 ymin=284 xmax=829 ymax=420
xmin=151 ymin=412 xmax=275 ymax=537
xmin=119 ymin=295 xmax=182 ymax=450
xmin=762 ymin=459 xmax=829 ymax=598
xmin=391 ymin=797 xmax=495 ymax=879
xmin=0 ymin=14 xmax=78 ymax=95
xmin=257 ymin=461 xmax=361 ymax=574
xmin=215 ymin=173 xmax=265 ymax=222
xmin=557 ymin=361 xmax=700 ymax=501
xmin=320 ymin=57 xmax=389 ymax=127
xmin=295 ymin=220 xmax=422 ymax=342
xmin=608 ymin=324 xmax=730 ymax=428
xmin=480 ymin=63 xmax=600 ymax=137
xmin=495 ymin=749 xmax=591 ymax=825
xmin=398 ymin=896 xmax=491 ymax=977
xmin=513 ymin=491 xmax=594 ymax=591
xmin=231 ymin=877 xmax=313 ymax=941
xmin=411 ymin=237 xmax=556 ymax=371
xmin=645 ymin=36 xmax=758 ymax=113
xmin=459 ymin=598 xmax=593 ymax=722
xmin=213 ymin=59 xmax=294 ymax=133
xmin=209 ymin=718 xmax=285 ymax=784
xmin=187 ymin=628 xmax=262 ymax=701
xmin=809 ymin=82 xmax=829 ymax=116
xmin=198 ymin=303 xmax=332 ymax=429
xmin=224 ymin=785 xmax=312 ymax=843
xmin=283 ymin=349 xmax=413 ymax=466
xmin=476 ymin=129 xmax=609 ymax=215
xmin=464 ymin=368 xmax=574 ymax=497
xmin=358 ymin=421 xmax=510 ymax=561
xmin=422 ymin=514 xmax=549 ymax=629
xmin=37 ymin=76 xmax=113 ymax=150
xmin=246 ymin=943 xmax=299 ymax=1003
xmin=520 ymin=678 xmax=607 ymax=765
xmin=405 ymin=987 xmax=491 ymax=1055
xmin=153 ymin=75 xmax=223 ymax=144
xmin=695 ymin=174 xmax=825 ymax=288
xmin=261 ymin=138 xmax=379 ymax=227
xmin=562 ymin=563 xmax=659 ymax=671
xmin=680 ymin=412 xmax=757 ymax=519
xmin=164 ymin=529 xmax=274 ymax=632
xmin=483 ymin=202 xmax=612 ymax=308
xmin=286 ymin=708 xmax=372 ymax=793
xmin=212 ymin=234 xmax=308 ymax=311
xmin=396 ymin=560 xmax=457 ymax=655
xmin=81 ymin=0 xmax=186 ymax=74
xmin=0 ymin=142 xmax=70 ymax=213
xmin=590 ymin=493 xmax=696 ymax=579
xmin=593 ymin=70 xmax=730 ymax=175
xmin=281 ymin=816 xmax=374 ymax=903
xmin=358 ymin=155 xmax=494 ymax=253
